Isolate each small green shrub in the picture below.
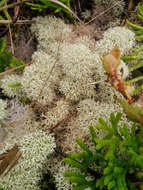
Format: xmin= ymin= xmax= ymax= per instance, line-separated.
xmin=121 ymin=2 xmax=143 ymax=94
xmin=0 ymin=0 xmax=11 ymax=22
xmin=0 ymin=38 xmax=25 ymax=72
xmin=64 ymin=112 xmax=143 ymax=190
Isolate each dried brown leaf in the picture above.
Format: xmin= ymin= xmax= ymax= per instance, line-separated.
xmin=0 ymin=144 xmax=21 ymax=176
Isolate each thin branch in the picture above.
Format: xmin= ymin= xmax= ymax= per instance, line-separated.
xmin=0 ymin=62 xmax=32 ymax=76
xmin=49 ymin=111 xmax=77 ymax=132
xmin=38 ymin=41 xmax=61 ymax=98
xmin=0 ymin=0 xmax=21 ymax=37
xmin=85 ymin=1 xmax=122 ymax=25
xmin=0 ymin=0 xmax=82 ymax=23
xmin=83 ymin=80 xmax=105 ymax=87
xmin=0 ymin=19 xmax=35 ymax=24
xmin=0 ymin=0 xmax=29 ymax=11
xmin=8 ymin=23 xmax=14 ymax=54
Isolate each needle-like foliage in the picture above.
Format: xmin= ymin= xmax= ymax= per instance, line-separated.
xmin=27 ymin=0 xmax=73 ymax=19
xmin=122 ymin=3 xmax=143 ymax=94
xmin=64 ymin=112 xmax=143 ymax=190
xmin=0 ymin=38 xmax=24 ymax=73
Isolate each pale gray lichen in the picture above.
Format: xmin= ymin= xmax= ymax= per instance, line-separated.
xmin=59 ymin=76 xmax=95 ymax=101
xmin=76 ymin=35 xmax=96 ymax=50
xmin=0 ymin=99 xmax=7 ymax=122
xmin=21 ymin=51 xmax=61 ymax=105
xmin=0 ymin=130 xmax=56 ymax=190
xmin=31 ymin=16 xmax=72 ymax=51
xmin=1 ymin=99 xmax=38 ymax=148
xmin=1 ymin=74 xmax=23 ymax=98
xmin=58 ymin=43 xmax=98 ymax=101
xmin=95 ymin=26 xmax=135 ymax=56
xmin=59 ymin=43 xmax=96 ymax=79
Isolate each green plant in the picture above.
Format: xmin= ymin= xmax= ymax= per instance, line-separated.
xmin=121 ymin=2 xmax=143 ymax=94
xmin=0 ymin=0 xmax=11 ymax=22
xmin=27 ymin=0 xmax=73 ymax=19
xmin=64 ymin=112 xmax=143 ymax=190
xmin=0 ymin=187 xmax=5 ymax=190
xmin=0 ymin=38 xmax=25 ymax=72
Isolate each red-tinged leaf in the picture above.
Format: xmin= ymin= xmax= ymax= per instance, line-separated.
xmin=102 ymin=46 xmax=120 ymax=76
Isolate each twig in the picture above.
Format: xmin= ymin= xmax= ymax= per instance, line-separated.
xmin=5 ymin=0 xmax=14 ymax=54
xmin=77 ymin=0 xmax=81 ymax=12
xmin=0 ymin=19 xmax=35 ymax=24
xmin=38 ymin=41 xmax=61 ymax=98
xmin=49 ymin=111 xmax=77 ymax=132
xmin=85 ymin=1 xmax=122 ymax=25
xmin=0 ymin=0 xmax=82 ymax=23
xmin=14 ymin=0 xmax=20 ymax=21
xmin=0 ymin=0 xmax=29 ymax=12
xmin=0 ymin=62 xmax=32 ymax=76
xmin=0 ymin=0 xmax=21 ymax=38
xmin=82 ymin=80 xmax=105 ymax=87
xmin=8 ymin=23 xmax=14 ymax=54
xmin=6 ymin=0 xmax=21 ymax=54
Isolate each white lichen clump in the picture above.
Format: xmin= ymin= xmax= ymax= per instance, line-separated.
xmin=59 ymin=76 xmax=96 ymax=101
xmin=21 ymin=51 xmax=61 ymax=105
xmin=0 ymin=130 xmax=56 ymax=190
xmin=95 ymin=27 xmax=135 ymax=55
xmin=3 ymin=99 xmax=38 ymax=145
xmin=31 ymin=16 xmax=72 ymax=51
xmin=76 ymin=35 xmax=96 ymax=50
xmin=1 ymin=74 xmax=23 ymax=98
xmin=59 ymin=43 xmax=96 ymax=79
xmin=59 ymin=43 xmax=97 ymax=100
xmin=0 ymin=99 xmax=7 ymax=122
